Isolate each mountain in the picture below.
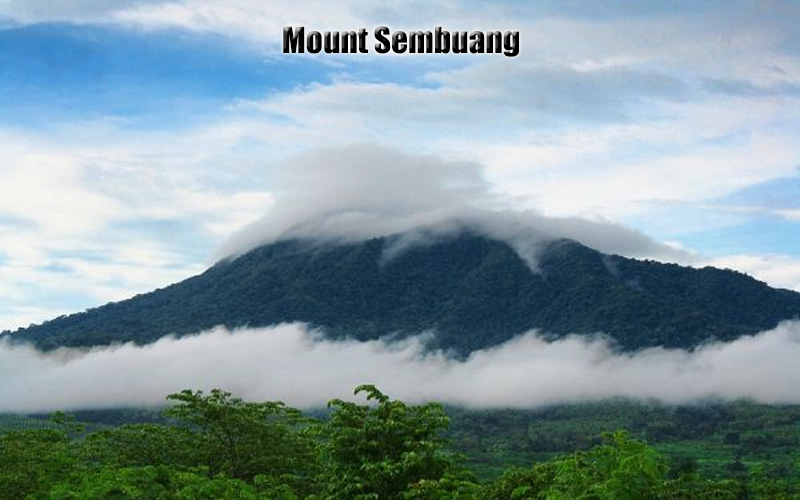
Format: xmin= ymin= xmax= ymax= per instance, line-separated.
xmin=5 ymin=232 xmax=800 ymax=353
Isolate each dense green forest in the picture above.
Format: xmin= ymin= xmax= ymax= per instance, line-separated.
xmin=444 ymin=401 xmax=800 ymax=482
xmin=2 ymin=388 xmax=799 ymax=500
xmin=6 ymin=233 xmax=800 ymax=354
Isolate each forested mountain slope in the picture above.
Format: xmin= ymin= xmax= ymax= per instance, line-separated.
xmin=6 ymin=232 xmax=800 ymax=353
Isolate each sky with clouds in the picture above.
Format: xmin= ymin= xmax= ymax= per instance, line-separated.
xmin=0 ymin=0 xmax=799 ymax=332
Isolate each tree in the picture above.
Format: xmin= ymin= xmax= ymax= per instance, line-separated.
xmin=316 ymin=384 xmax=470 ymax=500
xmin=483 ymin=432 xmax=743 ymax=500
xmin=0 ymin=417 xmax=78 ymax=500
xmin=80 ymin=423 xmax=200 ymax=470
xmin=164 ymin=389 xmax=318 ymax=495
xmin=45 ymin=465 xmax=269 ymax=500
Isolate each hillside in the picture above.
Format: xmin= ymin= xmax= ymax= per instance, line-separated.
xmin=5 ymin=232 xmax=800 ymax=353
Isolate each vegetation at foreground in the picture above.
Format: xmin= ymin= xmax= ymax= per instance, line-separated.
xmin=1 ymin=388 xmax=799 ymax=500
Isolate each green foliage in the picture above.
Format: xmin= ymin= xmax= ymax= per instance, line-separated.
xmin=482 ymin=432 xmax=749 ymax=500
xmin=445 ymin=400 xmax=800 ymax=483
xmin=315 ymin=384 xmax=468 ymax=500
xmin=400 ymin=473 xmax=481 ymax=500
xmin=163 ymin=388 xmax=319 ymax=495
xmin=9 ymin=234 xmax=800 ymax=354
xmin=46 ymin=465 xmax=269 ymax=500
xmin=80 ymin=423 xmax=201 ymax=469
xmin=549 ymin=431 xmax=667 ymax=500
xmin=3 ymin=388 xmax=800 ymax=500
xmin=0 ymin=413 xmax=59 ymax=432
xmin=0 ymin=427 xmax=75 ymax=500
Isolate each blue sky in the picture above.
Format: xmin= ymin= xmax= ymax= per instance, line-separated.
xmin=0 ymin=0 xmax=798 ymax=330
xmin=0 ymin=23 xmax=334 ymax=127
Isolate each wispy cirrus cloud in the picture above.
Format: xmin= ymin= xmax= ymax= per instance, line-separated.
xmin=0 ymin=128 xmax=273 ymax=330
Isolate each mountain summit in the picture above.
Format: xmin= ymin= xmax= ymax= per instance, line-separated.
xmin=6 ymin=232 xmax=800 ymax=353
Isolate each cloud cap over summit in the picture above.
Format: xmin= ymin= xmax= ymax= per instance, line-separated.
xmin=218 ymin=145 xmax=690 ymax=265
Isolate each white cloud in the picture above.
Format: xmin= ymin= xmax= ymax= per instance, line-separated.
xmin=111 ymin=0 xmax=368 ymax=46
xmin=0 ymin=238 xmax=206 ymax=331
xmin=2 ymin=321 xmax=800 ymax=413
xmin=234 ymin=67 xmax=800 ymax=219
xmin=0 ymin=0 xmax=166 ymax=24
xmin=0 ymin=142 xmax=122 ymax=236
xmin=776 ymin=209 xmax=800 ymax=221
xmin=0 ymin=128 xmax=274 ymax=330
xmin=216 ymin=144 xmax=691 ymax=266
xmin=705 ymin=254 xmax=800 ymax=292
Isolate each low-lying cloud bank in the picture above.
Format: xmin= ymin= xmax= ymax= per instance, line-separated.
xmin=2 ymin=321 xmax=800 ymax=413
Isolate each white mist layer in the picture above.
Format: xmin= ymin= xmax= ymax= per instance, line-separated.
xmin=2 ymin=322 xmax=800 ymax=413
xmin=217 ymin=145 xmax=692 ymax=266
